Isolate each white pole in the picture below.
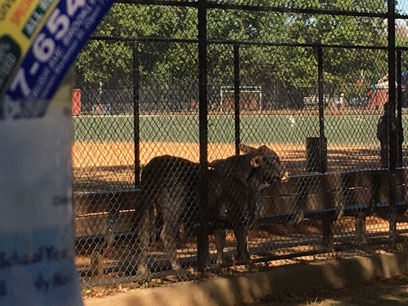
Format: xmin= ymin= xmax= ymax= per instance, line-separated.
xmin=220 ymin=88 xmax=223 ymax=113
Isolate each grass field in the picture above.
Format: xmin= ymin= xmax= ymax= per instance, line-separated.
xmin=73 ymin=113 xmax=408 ymax=146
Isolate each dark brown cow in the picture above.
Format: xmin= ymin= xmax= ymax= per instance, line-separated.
xmin=135 ymin=145 xmax=288 ymax=274
xmin=209 ymin=144 xmax=289 ymax=264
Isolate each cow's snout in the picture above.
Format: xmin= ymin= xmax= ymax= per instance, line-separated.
xmin=281 ymin=171 xmax=289 ymax=182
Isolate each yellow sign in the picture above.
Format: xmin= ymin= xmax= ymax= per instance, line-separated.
xmin=0 ymin=0 xmax=115 ymax=118
xmin=0 ymin=0 xmax=58 ymax=95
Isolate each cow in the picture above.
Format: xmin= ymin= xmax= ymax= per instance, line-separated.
xmin=135 ymin=145 xmax=288 ymax=274
xmin=209 ymin=144 xmax=289 ymax=264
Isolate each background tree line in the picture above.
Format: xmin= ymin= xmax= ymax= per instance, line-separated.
xmin=74 ymin=0 xmax=408 ymax=112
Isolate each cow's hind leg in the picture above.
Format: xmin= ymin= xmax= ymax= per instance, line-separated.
xmin=160 ymin=218 xmax=182 ymax=271
xmin=159 ymin=195 xmax=182 ymax=271
xmin=234 ymin=226 xmax=250 ymax=264
xmin=214 ymin=229 xmax=226 ymax=265
xmin=136 ymin=207 xmax=153 ymax=275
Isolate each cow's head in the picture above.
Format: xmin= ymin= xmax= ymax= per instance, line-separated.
xmin=239 ymin=144 xmax=289 ymax=190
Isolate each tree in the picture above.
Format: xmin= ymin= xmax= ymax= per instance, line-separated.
xmin=74 ymin=0 xmax=404 ymax=110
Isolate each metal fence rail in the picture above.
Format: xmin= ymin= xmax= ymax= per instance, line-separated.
xmin=73 ymin=0 xmax=408 ymax=286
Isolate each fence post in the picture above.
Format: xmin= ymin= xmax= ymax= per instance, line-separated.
xmin=306 ymin=137 xmax=327 ymax=172
xmin=317 ymin=46 xmax=333 ymax=248
xmin=317 ymin=46 xmax=326 ymax=174
xmin=132 ymin=40 xmax=140 ymax=187
xmin=387 ymin=0 xmax=397 ymax=247
xmin=197 ymin=0 xmax=209 ymax=272
xmin=397 ymin=50 xmax=403 ymax=168
xmin=234 ymin=44 xmax=240 ymax=155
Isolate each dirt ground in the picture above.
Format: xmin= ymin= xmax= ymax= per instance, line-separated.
xmin=246 ymin=275 xmax=408 ymax=306
xmin=72 ymin=141 xmax=379 ymax=168
xmin=71 ymin=141 xmax=302 ymax=167
xmin=72 ymin=141 xmax=381 ymax=191
xmin=71 ymin=141 xmax=308 ymax=190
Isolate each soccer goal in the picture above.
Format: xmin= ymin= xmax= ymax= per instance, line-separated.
xmin=219 ymin=85 xmax=263 ymax=112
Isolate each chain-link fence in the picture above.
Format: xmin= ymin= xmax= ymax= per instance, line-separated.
xmin=73 ymin=0 xmax=408 ymax=286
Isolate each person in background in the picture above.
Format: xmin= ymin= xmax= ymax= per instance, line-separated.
xmin=377 ymin=102 xmax=404 ymax=168
xmin=339 ymin=93 xmax=345 ymax=108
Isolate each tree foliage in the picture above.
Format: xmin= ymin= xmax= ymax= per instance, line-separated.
xmin=75 ymin=1 xmax=407 ymax=109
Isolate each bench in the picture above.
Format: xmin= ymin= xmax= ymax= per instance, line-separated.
xmin=74 ymin=190 xmax=139 ymax=276
xmin=261 ymin=168 xmax=408 ymax=246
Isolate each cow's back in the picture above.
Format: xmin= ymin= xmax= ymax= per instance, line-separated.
xmin=141 ymin=155 xmax=200 ymax=193
xmin=140 ymin=155 xmax=201 ymax=224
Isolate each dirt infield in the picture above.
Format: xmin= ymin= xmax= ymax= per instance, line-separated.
xmin=72 ymin=141 xmax=300 ymax=168
xmin=72 ymin=141 xmax=379 ymax=168
xmin=71 ymin=141 xmax=381 ymax=192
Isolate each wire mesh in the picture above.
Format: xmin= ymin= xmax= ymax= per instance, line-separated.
xmin=72 ymin=0 xmax=408 ymax=288
xmin=207 ymin=0 xmax=388 ymax=14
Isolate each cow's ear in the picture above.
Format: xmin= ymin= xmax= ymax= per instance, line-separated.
xmin=250 ymin=156 xmax=263 ymax=168
xmin=239 ymin=144 xmax=256 ymax=153
xmin=258 ymin=145 xmax=270 ymax=153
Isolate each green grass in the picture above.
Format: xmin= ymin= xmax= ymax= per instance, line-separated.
xmin=73 ymin=114 xmax=407 ymax=146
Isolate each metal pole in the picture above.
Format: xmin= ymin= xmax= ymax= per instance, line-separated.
xmin=397 ymin=50 xmax=403 ymax=168
xmin=317 ymin=46 xmax=326 ymax=173
xmin=132 ymin=41 xmax=140 ymax=188
xmin=197 ymin=0 xmax=209 ymax=271
xmin=317 ymin=46 xmax=332 ymax=247
xmin=234 ymin=44 xmax=241 ymax=155
xmin=387 ymin=0 xmax=397 ymax=245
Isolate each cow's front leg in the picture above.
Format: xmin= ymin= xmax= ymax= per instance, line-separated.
xmin=234 ymin=226 xmax=249 ymax=263
xmin=214 ymin=229 xmax=226 ymax=265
